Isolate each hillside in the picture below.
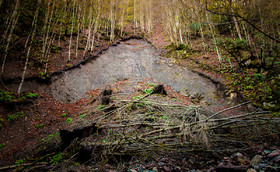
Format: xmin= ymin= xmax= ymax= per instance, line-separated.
xmin=0 ymin=0 xmax=280 ymax=171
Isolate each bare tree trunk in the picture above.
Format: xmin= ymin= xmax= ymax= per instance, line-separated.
xmin=1 ymin=0 xmax=19 ymax=47
xmin=75 ymin=5 xmax=81 ymax=59
xmin=18 ymin=0 xmax=41 ymax=95
xmin=1 ymin=0 xmax=20 ymax=77
xmin=83 ymin=8 xmax=93 ymax=58
xmin=231 ymin=8 xmax=242 ymax=40
xmin=41 ymin=1 xmax=51 ymax=63
xmin=58 ymin=1 xmax=67 ymax=47
xmin=206 ymin=13 xmax=222 ymax=63
xmin=68 ymin=0 xmax=76 ymax=62
xmin=134 ymin=0 xmax=137 ymax=34
xmin=110 ymin=0 xmax=115 ymax=42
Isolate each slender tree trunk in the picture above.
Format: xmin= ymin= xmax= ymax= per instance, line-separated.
xmin=1 ymin=0 xmax=20 ymax=77
xmin=41 ymin=1 xmax=51 ymax=63
xmin=58 ymin=2 xmax=67 ymax=47
xmin=75 ymin=5 xmax=81 ymax=59
xmin=134 ymin=0 xmax=137 ymax=34
xmin=83 ymin=8 xmax=93 ymax=58
xmin=110 ymin=0 xmax=115 ymax=42
xmin=18 ymin=0 xmax=41 ymax=95
xmin=68 ymin=0 xmax=76 ymax=62
xmin=206 ymin=13 xmax=222 ymax=63
xmin=231 ymin=8 xmax=242 ymax=40
xmin=1 ymin=0 xmax=19 ymax=47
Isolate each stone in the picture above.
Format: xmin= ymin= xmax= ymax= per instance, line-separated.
xmin=267 ymin=150 xmax=280 ymax=158
xmin=232 ymin=152 xmax=250 ymax=165
xmin=251 ymin=155 xmax=263 ymax=168
xmin=274 ymin=155 xmax=280 ymax=162
xmin=152 ymin=167 xmax=158 ymax=172
xmin=163 ymin=166 xmax=170 ymax=172
xmin=247 ymin=169 xmax=257 ymax=172
xmin=129 ymin=169 xmax=137 ymax=172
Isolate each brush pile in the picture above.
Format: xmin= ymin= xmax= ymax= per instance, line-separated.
xmin=79 ymin=92 xmax=280 ymax=164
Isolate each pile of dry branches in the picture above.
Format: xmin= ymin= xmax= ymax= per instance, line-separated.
xmin=81 ymin=95 xmax=280 ymax=161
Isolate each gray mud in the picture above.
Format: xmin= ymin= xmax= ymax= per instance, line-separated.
xmin=2 ymin=39 xmax=222 ymax=104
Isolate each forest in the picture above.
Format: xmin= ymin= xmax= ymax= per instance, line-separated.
xmin=0 ymin=0 xmax=279 ymax=171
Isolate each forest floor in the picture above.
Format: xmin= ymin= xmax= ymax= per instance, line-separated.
xmin=0 ymin=23 xmax=280 ymax=171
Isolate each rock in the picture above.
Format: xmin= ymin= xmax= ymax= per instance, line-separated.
xmin=174 ymin=166 xmax=181 ymax=171
xmin=129 ymin=169 xmax=137 ymax=172
xmin=163 ymin=166 xmax=170 ymax=172
xmin=265 ymin=165 xmax=278 ymax=171
xmin=168 ymin=64 xmax=173 ymax=67
xmin=274 ymin=155 xmax=280 ymax=162
xmin=152 ymin=167 xmax=158 ymax=172
xmin=257 ymin=163 xmax=267 ymax=169
xmin=247 ymin=169 xmax=257 ymax=172
xmin=264 ymin=150 xmax=271 ymax=154
xmin=232 ymin=152 xmax=250 ymax=165
xmin=267 ymin=150 xmax=280 ymax=158
xmin=251 ymin=155 xmax=263 ymax=168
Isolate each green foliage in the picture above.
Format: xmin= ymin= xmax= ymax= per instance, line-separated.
xmin=98 ymin=105 xmax=105 ymax=110
xmin=15 ymin=159 xmax=24 ymax=165
xmin=146 ymin=83 xmax=156 ymax=87
xmin=7 ymin=112 xmax=24 ymax=121
xmin=189 ymin=23 xmax=200 ymax=33
xmin=108 ymin=129 xmax=113 ymax=135
xmin=253 ymin=73 xmax=265 ymax=80
xmin=34 ymin=123 xmax=45 ymax=128
xmin=79 ymin=114 xmax=86 ymax=118
xmin=0 ymin=117 xmax=3 ymax=128
xmin=176 ymin=43 xmax=190 ymax=51
xmin=159 ymin=115 xmax=168 ymax=120
xmin=61 ymin=113 xmax=67 ymax=117
xmin=25 ymin=92 xmax=39 ymax=99
xmin=0 ymin=89 xmax=16 ymax=102
xmin=50 ymin=153 xmax=63 ymax=165
xmin=0 ymin=143 xmax=4 ymax=148
xmin=50 ymin=45 xmax=61 ymax=54
xmin=132 ymin=94 xmax=143 ymax=100
xmin=229 ymin=69 xmax=280 ymax=111
xmin=38 ymin=72 xmax=49 ymax=80
xmin=144 ymin=89 xmax=153 ymax=94
xmin=65 ymin=118 xmax=73 ymax=123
